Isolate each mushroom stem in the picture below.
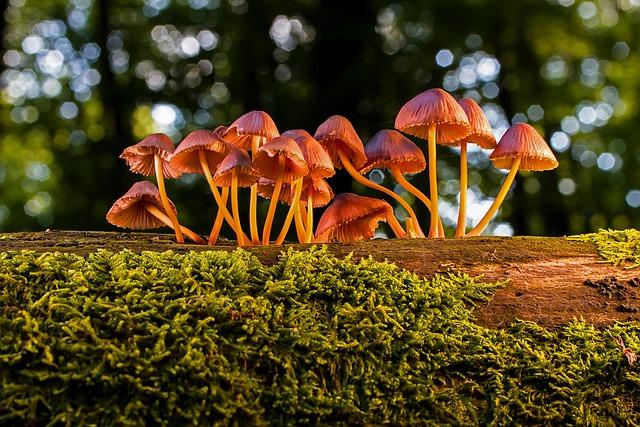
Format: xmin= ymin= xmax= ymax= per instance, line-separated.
xmin=466 ymin=156 xmax=522 ymax=237
xmin=144 ymin=204 xmax=204 ymax=244
xmin=385 ymin=207 xmax=407 ymax=238
xmin=262 ymin=156 xmax=286 ymax=245
xmin=455 ymin=142 xmax=468 ymax=238
xmin=249 ymin=136 xmax=262 ymax=244
xmin=338 ymin=150 xmax=419 ymax=237
xmin=275 ymin=178 xmax=303 ymax=246
xmin=208 ymin=187 xmax=229 ymax=244
xmin=294 ymin=202 xmax=307 ymax=243
xmin=198 ymin=150 xmax=248 ymax=241
xmin=426 ymin=124 xmax=440 ymax=239
xmin=231 ymin=171 xmax=247 ymax=246
xmin=154 ymin=153 xmax=184 ymax=243
xmin=305 ymin=193 xmax=314 ymax=243
xmin=389 ymin=165 xmax=440 ymax=238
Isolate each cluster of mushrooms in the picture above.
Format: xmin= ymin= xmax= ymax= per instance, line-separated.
xmin=107 ymin=88 xmax=559 ymax=245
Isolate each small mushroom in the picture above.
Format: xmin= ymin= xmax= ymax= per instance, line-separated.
xmin=315 ymin=193 xmax=405 ymax=243
xmin=213 ymin=147 xmax=259 ymax=246
xmin=466 ymin=123 xmax=558 ymax=237
xmin=452 ymin=98 xmax=497 ymax=237
xmin=170 ymin=129 xmax=245 ymax=244
xmin=395 ymin=88 xmax=471 ymax=237
xmin=282 ymin=129 xmax=335 ymax=243
xmin=120 ymin=133 xmax=185 ymax=243
xmin=314 ymin=115 xmax=418 ymax=238
xmin=360 ymin=129 xmax=429 ymax=238
xmin=224 ymin=111 xmax=280 ymax=244
xmin=253 ymin=135 xmax=308 ymax=245
xmin=106 ymin=181 xmax=204 ymax=244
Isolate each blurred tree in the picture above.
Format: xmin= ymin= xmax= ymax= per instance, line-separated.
xmin=0 ymin=0 xmax=639 ymax=237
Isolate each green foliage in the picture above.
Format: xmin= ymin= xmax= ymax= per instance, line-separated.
xmin=570 ymin=228 xmax=640 ymax=268
xmin=1 ymin=246 xmax=639 ymax=425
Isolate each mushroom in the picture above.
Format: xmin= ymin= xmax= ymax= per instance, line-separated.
xmin=314 ymin=193 xmax=405 ymax=243
xmin=106 ymin=181 xmax=204 ymax=244
xmin=314 ymin=115 xmax=419 ymax=238
xmin=360 ymin=129 xmax=431 ymax=238
xmin=169 ymin=129 xmax=247 ymax=244
xmin=120 ymin=133 xmax=185 ymax=243
xmin=253 ymin=135 xmax=308 ymax=245
xmin=224 ymin=111 xmax=279 ymax=244
xmin=212 ymin=147 xmax=259 ymax=246
xmin=282 ymin=129 xmax=335 ymax=243
xmin=466 ymin=123 xmax=558 ymax=237
xmin=451 ymin=98 xmax=497 ymax=237
xmin=395 ymin=88 xmax=470 ymax=237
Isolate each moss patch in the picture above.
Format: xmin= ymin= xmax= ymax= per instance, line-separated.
xmin=570 ymin=229 xmax=640 ymax=268
xmin=1 ymin=247 xmax=639 ymax=425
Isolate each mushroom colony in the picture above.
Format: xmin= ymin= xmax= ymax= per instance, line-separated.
xmin=107 ymin=87 xmax=559 ymax=245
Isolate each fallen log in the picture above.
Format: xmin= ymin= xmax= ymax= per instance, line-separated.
xmin=2 ymin=230 xmax=638 ymax=328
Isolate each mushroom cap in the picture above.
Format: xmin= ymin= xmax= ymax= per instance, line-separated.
xmin=213 ymin=147 xmax=259 ymax=187
xmin=106 ymin=181 xmax=176 ymax=229
xmin=315 ymin=193 xmax=390 ymax=243
xmin=490 ymin=123 xmax=559 ymax=171
xmin=170 ymin=129 xmax=228 ymax=174
xmin=258 ymin=176 xmax=334 ymax=207
xmin=223 ymin=111 xmax=280 ymax=150
xmin=360 ymin=130 xmax=426 ymax=174
xmin=120 ymin=133 xmax=181 ymax=178
xmin=395 ymin=88 xmax=470 ymax=144
xmin=314 ymin=115 xmax=367 ymax=170
xmin=282 ymin=129 xmax=335 ymax=178
xmin=455 ymin=98 xmax=496 ymax=149
xmin=253 ymin=136 xmax=309 ymax=183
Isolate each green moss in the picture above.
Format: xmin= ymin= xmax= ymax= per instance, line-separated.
xmin=1 ymin=246 xmax=639 ymax=425
xmin=569 ymin=228 xmax=640 ymax=268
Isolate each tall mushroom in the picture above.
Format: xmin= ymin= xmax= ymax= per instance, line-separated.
xmin=466 ymin=123 xmax=558 ymax=237
xmin=253 ymin=135 xmax=308 ymax=245
xmin=395 ymin=88 xmax=470 ymax=238
xmin=453 ymin=98 xmax=497 ymax=237
xmin=314 ymin=115 xmax=418 ymax=238
xmin=106 ymin=181 xmax=204 ymax=244
xmin=224 ymin=111 xmax=279 ymax=244
xmin=315 ymin=193 xmax=404 ymax=243
xmin=120 ymin=133 xmax=185 ymax=243
xmin=213 ymin=147 xmax=259 ymax=246
xmin=360 ymin=129 xmax=430 ymax=238
xmin=282 ymin=129 xmax=335 ymax=243
xmin=169 ymin=129 xmax=246 ymax=244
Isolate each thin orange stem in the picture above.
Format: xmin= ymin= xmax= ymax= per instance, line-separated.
xmin=145 ymin=204 xmax=204 ymax=244
xmin=426 ymin=125 xmax=440 ymax=239
xmin=231 ymin=171 xmax=246 ymax=246
xmin=337 ymin=150 xmax=414 ymax=237
xmin=275 ymin=178 xmax=303 ymax=245
xmin=249 ymin=136 xmax=261 ymax=244
xmin=262 ymin=157 xmax=286 ymax=245
xmin=305 ymin=193 xmax=314 ymax=243
xmin=455 ymin=142 xmax=468 ymax=237
xmin=466 ymin=156 xmax=522 ymax=237
xmin=294 ymin=201 xmax=307 ymax=243
xmin=154 ymin=153 xmax=184 ymax=243
xmin=208 ymin=187 xmax=229 ymax=245
xmin=386 ymin=207 xmax=407 ymax=238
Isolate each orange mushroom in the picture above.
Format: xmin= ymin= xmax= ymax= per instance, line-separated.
xmin=452 ymin=99 xmax=497 ymax=237
xmin=314 ymin=115 xmax=422 ymax=238
xmin=253 ymin=135 xmax=308 ymax=245
xmin=106 ymin=181 xmax=204 ymax=244
xmin=466 ymin=123 xmax=558 ymax=237
xmin=360 ymin=129 xmax=430 ymax=238
xmin=224 ymin=111 xmax=279 ymax=244
xmin=282 ymin=129 xmax=335 ymax=243
xmin=314 ymin=193 xmax=405 ymax=243
xmin=169 ymin=129 xmax=247 ymax=244
xmin=395 ymin=88 xmax=470 ymax=238
xmin=120 ymin=133 xmax=185 ymax=243
xmin=212 ymin=147 xmax=259 ymax=246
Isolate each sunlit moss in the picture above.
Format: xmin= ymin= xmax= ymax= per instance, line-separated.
xmin=569 ymin=228 xmax=640 ymax=268
xmin=1 ymin=246 xmax=639 ymax=425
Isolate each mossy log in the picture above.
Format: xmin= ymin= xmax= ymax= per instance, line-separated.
xmin=2 ymin=230 xmax=639 ymax=328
